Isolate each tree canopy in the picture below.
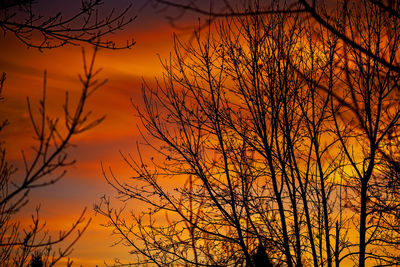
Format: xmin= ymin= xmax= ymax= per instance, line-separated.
xmin=97 ymin=1 xmax=400 ymax=266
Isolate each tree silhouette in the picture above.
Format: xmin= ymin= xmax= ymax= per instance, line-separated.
xmin=30 ymin=252 xmax=43 ymax=267
xmin=0 ymin=0 xmax=135 ymax=50
xmin=0 ymin=49 xmax=104 ymax=266
xmin=97 ymin=0 xmax=400 ymax=266
xmin=1 ymin=1 xmax=136 ymax=265
xmin=154 ymin=0 xmax=400 ymax=73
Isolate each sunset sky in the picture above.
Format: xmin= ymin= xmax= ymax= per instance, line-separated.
xmin=0 ymin=0 xmax=205 ymax=265
xmin=4 ymin=1 xmax=400 ymax=266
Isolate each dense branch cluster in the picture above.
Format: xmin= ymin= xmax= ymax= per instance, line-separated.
xmin=154 ymin=0 xmax=400 ymax=73
xmin=0 ymin=0 xmax=136 ymax=49
xmin=97 ymin=0 xmax=400 ymax=266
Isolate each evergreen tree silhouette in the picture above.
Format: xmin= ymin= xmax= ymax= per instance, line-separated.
xmin=252 ymin=243 xmax=273 ymax=267
xmin=30 ymin=253 xmax=43 ymax=267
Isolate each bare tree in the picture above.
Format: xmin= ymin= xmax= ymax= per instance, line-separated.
xmin=0 ymin=0 xmax=136 ymax=50
xmin=97 ymin=4 xmax=334 ymax=266
xmin=0 ymin=48 xmax=105 ymax=266
xmin=0 ymin=1 xmax=136 ymax=264
xmin=153 ymin=0 xmax=400 ymax=74
xmin=96 ymin=0 xmax=400 ymax=266
xmin=329 ymin=2 xmax=400 ymax=266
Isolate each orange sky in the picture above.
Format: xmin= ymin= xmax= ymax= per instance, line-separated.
xmin=4 ymin=1 xmax=398 ymax=266
xmin=0 ymin=1 xmax=205 ymax=265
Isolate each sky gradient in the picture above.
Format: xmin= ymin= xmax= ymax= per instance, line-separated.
xmin=0 ymin=1 xmax=202 ymax=265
